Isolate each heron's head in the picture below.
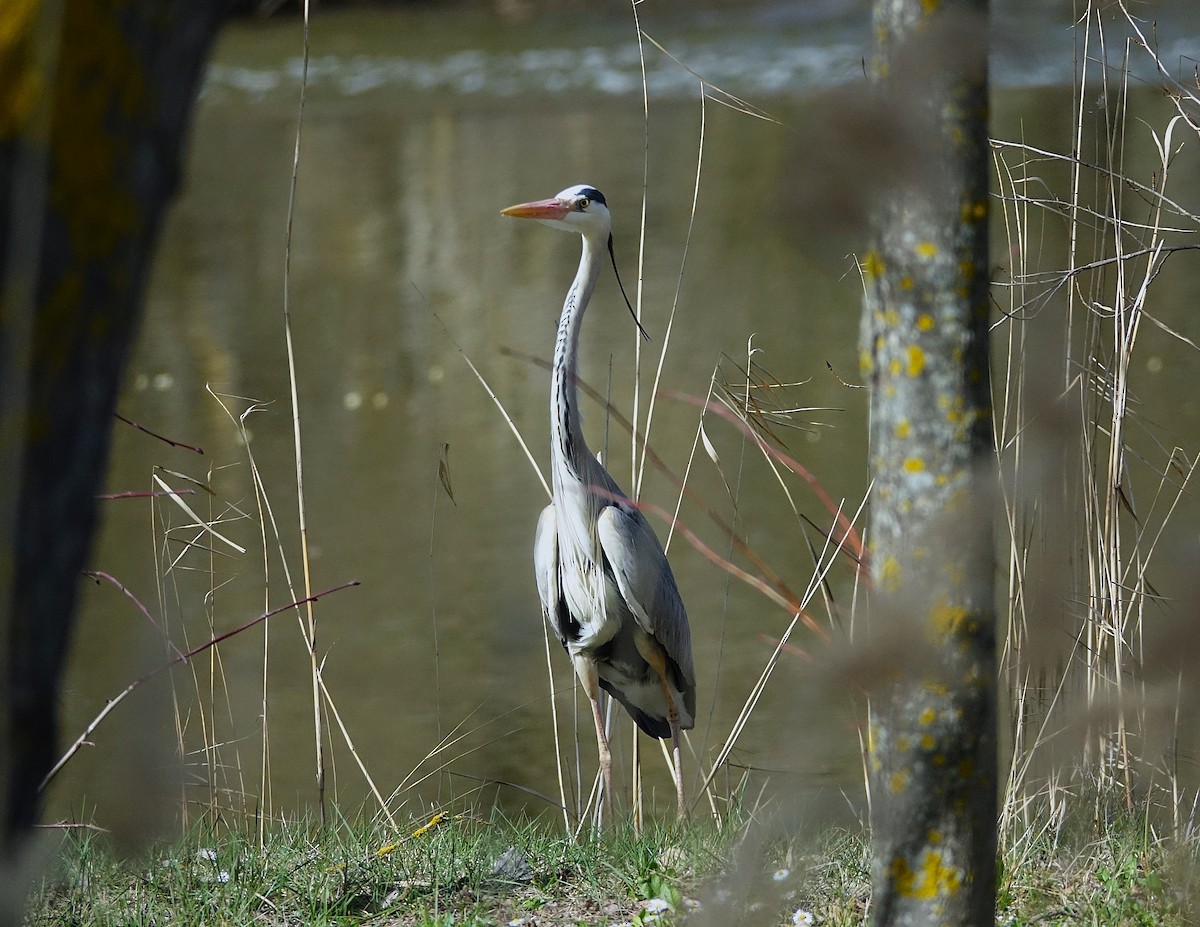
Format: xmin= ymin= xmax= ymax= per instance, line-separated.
xmin=501 ymin=183 xmax=648 ymax=339
xmin=500 ymin=184 xmax=612 ymax=239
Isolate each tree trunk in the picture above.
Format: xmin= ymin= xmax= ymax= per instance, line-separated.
xmin=0 ymin=0 xmax=230 ymax=916
xmin=861 ymin=1 xmax=997 ymax=925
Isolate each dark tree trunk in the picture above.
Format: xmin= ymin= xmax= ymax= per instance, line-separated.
xmin=861 ymin=1 xmax=997 ymax=925
xmin=0 ymin=0 xmax=231 ymax=916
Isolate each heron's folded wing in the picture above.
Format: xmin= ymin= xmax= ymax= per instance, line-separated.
xmin=596 ymin=505 xmax=694 ymax=685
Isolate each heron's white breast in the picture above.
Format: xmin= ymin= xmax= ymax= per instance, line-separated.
xmin=554 ymin=480 xmax=622 ymax=652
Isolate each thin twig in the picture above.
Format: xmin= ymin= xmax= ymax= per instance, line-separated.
xmin=40 ymin=581 xmax=359 ymax=792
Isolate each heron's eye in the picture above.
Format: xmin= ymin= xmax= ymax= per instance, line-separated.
xmin=577 ymin=197 xmax=590 ymax=211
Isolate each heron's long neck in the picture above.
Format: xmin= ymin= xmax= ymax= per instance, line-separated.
xmin=551 ymin=233 xmax=604 ymax=482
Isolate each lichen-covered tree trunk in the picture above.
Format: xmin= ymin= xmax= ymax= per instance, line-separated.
xmin=1 ymin=0 xmax=230 ymax=914
xmin=860 ymin=1 xmax=996 ymax=925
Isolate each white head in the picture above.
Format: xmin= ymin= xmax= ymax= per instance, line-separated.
xmin=502 ymin=184 xmax=647 ymax=339
xmin=500 ymin=184 xmax=612 ymax=239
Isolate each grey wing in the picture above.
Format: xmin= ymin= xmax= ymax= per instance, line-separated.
xmin=596 ymin=504 xmax=695 ymax=686
xmin=533 ymin=503 xmax=567 ymax=646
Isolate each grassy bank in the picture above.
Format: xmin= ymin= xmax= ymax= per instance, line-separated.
xmin=25 ymin=804 xmax=1196 ymax=926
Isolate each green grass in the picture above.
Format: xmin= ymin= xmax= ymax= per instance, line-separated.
xmin=997 ymin=817 xmax=1198 ymax=927
xmin=26 ymin=810 xmax=734 ymax=926
xmin=24 ymin=804 xmax=1197 ymax=925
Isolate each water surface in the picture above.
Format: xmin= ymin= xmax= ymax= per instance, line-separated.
xmin=53 ymin=2 xmax=1200 ymax=831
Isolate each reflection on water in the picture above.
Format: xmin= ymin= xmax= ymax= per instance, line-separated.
xmin=54 ymin=3 xmax=1200 ymax=830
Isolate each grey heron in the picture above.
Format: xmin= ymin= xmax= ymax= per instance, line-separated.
xmin=501 ymin=184 xmax=696 ymax=816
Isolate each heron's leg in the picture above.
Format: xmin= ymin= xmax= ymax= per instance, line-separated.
xmin=663 ymin=691 xmax=685 ymax=818
xmin=634 ymin=635 xmax=687 ymax=817
xmin=573 ymin=655 xmax=613 ymax=813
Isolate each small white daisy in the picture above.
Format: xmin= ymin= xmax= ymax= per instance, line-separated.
xmin=197 ymin=848 xmax=217 ymax=863
xmin=642 ymin=897 xmax=673 ymax=914
xmin=217 ymin=870 xmax=231 ymax=884
xmin=792 ymin=908 xmax=815 ymax=926
xmin=772 ymin=867 xmax=791 ymax=881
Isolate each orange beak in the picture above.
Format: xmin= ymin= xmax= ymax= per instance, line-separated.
xmin=501 ymin=197 xmax=570 ymax=221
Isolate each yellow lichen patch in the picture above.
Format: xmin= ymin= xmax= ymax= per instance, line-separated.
xmin=889 ymin=769 xmax=911 ymax=794
xmin=889 ymin=849 xmax=961 ymax=901
xmin=859 ymin=347 xmax=874 ymax=375
xmin=915 ymin=241 xmax=938 ymax=259
xmin=881 ymin=554 xmax=903 ymax=591
xmin=888 ymin=358 xmax=902 ymax=376
xmin=917 ymin=313 xmax=934 ymax=331
xmin=411 ymin=812 xmax=448 ymax=838
xmin=931 ymin=601 xmax=969 ymax=636
xmin=932 ymin=753 xmax=946 ymax=767
xmin=861 ymin=250 xmax=885 ymax=278
xmin=919 ymin=707 xmax=936 ymax=726
xmin=900 ymin=275 xmax=914 ymax=290
xmin=906 ymin=345 xmax=926 ymax=376
xmin=914 ymin=851 xmax=961 ymax=899
xmin=959 ymin=259 xmax=976 ymax=280
xmin=883 ymin=307 xmax=900 ymax=326
xmin=0 ymin=0 xmax=43 ymax=140
xmin=903 ymin=457 xmax=925 ymax=473
xmin=52 ymin=2 xmax=146 ymax=259
xmin=895 ymin=418 xmax=911 ymax=438
xmin=928 ymin=829 xmax=943 ymax=845
xmin=888 ymin=856 xmax=915 ymax=896
xmin=920 ymin=0 xmax=941 ymax=15
xmin=921 ymin=734 xmax=936 ymax=750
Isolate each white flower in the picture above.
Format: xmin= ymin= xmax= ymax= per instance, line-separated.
xmin=772 ymin=867 xmax=791 ymax=881
xmin=217 ymin=870 xmax=231 ymax=884
xmin=197 ymin=848 xmax=217 ymax=862
xmin=642 ymin=897 xmax=673 ymax=914
xmin=713 ymin=888 xmax=732 ymax=904
xmin=507 ymin=919 xmax=528 ymax=926
xmin=792 ymin=908 xmax=816 ymax=926
xmin=683 ymin=897 xmax=703 ymax=911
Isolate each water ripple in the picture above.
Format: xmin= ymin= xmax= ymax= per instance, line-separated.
xmin=202 ymin=10 xmax=1199 ymax=106
xmin=205 ymin=36 xmax=865 ymax=104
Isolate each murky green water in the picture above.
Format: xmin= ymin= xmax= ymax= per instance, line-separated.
xmin=52 ymin=2 xmax=1200 ymax=833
